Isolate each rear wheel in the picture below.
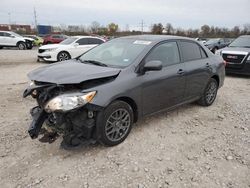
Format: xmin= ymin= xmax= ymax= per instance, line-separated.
xmin=98 ymin=101 xmax=133 ymax=146
xmin=17 ymin=42 xmax=26 ymax=50
xmin=57 ymin=51 xmax=71 ymax=62
xmin=198 ymin=78 xmax=218 ymax=106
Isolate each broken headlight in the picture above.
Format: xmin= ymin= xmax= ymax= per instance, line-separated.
xmin=44 ymin=91 xmax=96 ymax=113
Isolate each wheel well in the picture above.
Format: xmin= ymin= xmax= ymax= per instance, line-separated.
xmin=116 ymin=97 xmax=138 ymax=123
xmin=16 ymin=41 xmax=25 ymax=45
xmin=211 ymin=75 xmax=219 ymax=86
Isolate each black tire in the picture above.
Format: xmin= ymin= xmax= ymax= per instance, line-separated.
xmin=57 ymin=51 xmax=71 ymax=62
xmin=97 ymin=101 xmax=134 ymax=146
xmin=198 ymin=78 xmax=218 ymax=106
xmin=17 ymin=42 xmax=26 ymax=50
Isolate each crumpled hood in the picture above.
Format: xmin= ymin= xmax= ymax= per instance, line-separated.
xmin=23 ymin=37 xmax=34 ymax=41
xmin=28 ymin=59 xmax=121 ymax=84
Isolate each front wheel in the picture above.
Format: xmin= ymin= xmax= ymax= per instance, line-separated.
xmin=17 ymin=42 xmax=26 ymax=50
xmin=198 ymin=78 xmax=218 ymax=106
xmin=97 ymin=101 xmax=134 ymax=146
xmin=57 ymin=51 xmax=71 ymax=62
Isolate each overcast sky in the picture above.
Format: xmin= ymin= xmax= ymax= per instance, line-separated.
xmin=0 ymin=0 xmax=249 ymax=31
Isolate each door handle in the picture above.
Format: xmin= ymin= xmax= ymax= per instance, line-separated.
xmin=177 ymin=69 xmax=185 ymax=75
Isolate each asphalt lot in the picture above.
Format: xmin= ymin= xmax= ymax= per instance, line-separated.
xmin=0 ymin=49 xmax=249 ymax=188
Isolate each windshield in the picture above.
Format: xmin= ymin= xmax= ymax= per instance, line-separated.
xmin=229 ymin=36 xmax=250 ymax=48
xmin=79 ymin=38 xmax=151 ymax=68
xmin=60 ymin=37 xmax=77 ymax=44
xmin=10 ymin=32 xmax=22 ymax=37
xmin=206 ymin=38 xmax=219 ymax=45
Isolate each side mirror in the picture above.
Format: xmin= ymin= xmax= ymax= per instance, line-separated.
xmin=73 ymin=43 xmax=79 ymax=47
xmin=10 ymin=35 xmax=15 ymax=38
xmin=143 ymin=60 xmax=162 ymax=72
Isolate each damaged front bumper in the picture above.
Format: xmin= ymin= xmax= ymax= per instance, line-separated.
xmin=24 ymin=80 xmax=104 ymax=148
xmin=28 ymin=104 xmax=103 ymax=148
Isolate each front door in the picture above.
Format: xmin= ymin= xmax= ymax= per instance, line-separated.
xmin=141 ymin=41 xmax=186 ymax=115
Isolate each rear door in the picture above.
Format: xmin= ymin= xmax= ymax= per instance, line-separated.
xmin=141 ymin=41 xmax=186 ymax=115
xmin=179 ymin=40 xmax=211 ymax=100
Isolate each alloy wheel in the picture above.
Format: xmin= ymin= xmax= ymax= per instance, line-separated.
xmin=105 ymin=108 xmax=131 ymax=142
xmin=205 ymin=81 xmax=217 ymax=104
xmin=58 ymin=52 xmax=70 ymax=61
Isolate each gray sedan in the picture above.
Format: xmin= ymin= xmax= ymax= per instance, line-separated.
xmin=23 ymin=35 xmax=225 ymax=148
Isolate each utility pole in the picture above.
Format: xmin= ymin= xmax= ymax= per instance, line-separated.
xmin=8 ymin=12 xmax=11 ymax=25
xmin=139 ymin=20 xmax=146 ymax=34
xmin=33 ymin=7 xmax=38 ymax=31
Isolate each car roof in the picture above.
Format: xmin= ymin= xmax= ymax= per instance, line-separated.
xmin=72 ymin=35 xmax=105 ymax=40
xmin=120 ymin=35 xmax=194 ymax=43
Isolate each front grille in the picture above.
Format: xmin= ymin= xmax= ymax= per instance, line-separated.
xmin=222 ymin=53 xmax=246 ymax=64
xmin=38 ymin=49 xmax=45 ymax=53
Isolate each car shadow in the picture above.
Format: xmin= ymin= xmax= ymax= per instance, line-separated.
xmin=49 ymin=102 xmax=199 ymax=156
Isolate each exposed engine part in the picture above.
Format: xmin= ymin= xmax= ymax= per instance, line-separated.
xmin=28 ymin=106 xmax=47 ymax=139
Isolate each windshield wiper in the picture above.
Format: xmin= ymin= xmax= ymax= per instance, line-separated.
xmin=80 ymin=59 xmax=108 ymax=67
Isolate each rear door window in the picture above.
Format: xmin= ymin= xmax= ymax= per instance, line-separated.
xmin=88 ymin=38 xmax=104 ymax=45
xmin=76 ymin=38 xmax=88 ymax=45
xmin=180 ymin=41 xmax=202 ymax=61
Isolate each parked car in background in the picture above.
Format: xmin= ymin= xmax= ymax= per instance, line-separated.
xmin=216 ymin=35 xmax=250 ymax=75
xmin=204 ymin=38 xmax=231 ymax=53
xmin=0 ymin=31 xmax=34 ymax=50
xmin=195 ymin=37 xmax=207 ymax=44
xmin=24 ymin=35 xmax=225 ymax=148
xmin=38 ymin=36 xmax=105 ymax=62
xmin=43 ymin=34 xmax=68 ymax=45
xmin=24 ymin=35 xmax=44 ymax=46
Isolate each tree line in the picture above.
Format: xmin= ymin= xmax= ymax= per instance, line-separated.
xmin=34 ymin=21 xmax=250 ymax=38
xmin=151 ymin=23 xmax=250 ymax=38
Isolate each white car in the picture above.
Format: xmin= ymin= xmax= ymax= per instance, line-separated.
xmin=0 ymin=31 xmax=34 ymax=50
xmin=37 ymin=36 xmax=105 ymax=62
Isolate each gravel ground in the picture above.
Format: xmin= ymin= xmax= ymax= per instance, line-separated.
xmin=0 ymin=49 xmax=249 ymax=188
